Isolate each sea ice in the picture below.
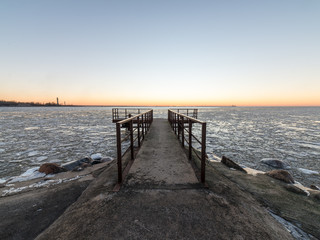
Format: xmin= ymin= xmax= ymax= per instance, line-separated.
xmin=8 ymin=167 xmax=46 ymax=183
xmin=28 ymin=151 xmax=39 ymax=157
xmin=297 ymin=168 xmax=319 ymax=175
xmin=36 ymin=156 xmax=48 ymax=161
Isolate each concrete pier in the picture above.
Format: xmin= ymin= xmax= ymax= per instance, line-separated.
xmin=126 ymin=119 xmax=198 ymax=187
xmin=34 ymin=118 xmax=294 ymax=240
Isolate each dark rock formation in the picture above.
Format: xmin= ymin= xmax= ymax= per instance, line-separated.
xmin=260 ymin=159 xmax=290 ymax=169
xmin=62 ymin=157 xmax=92 ymax=171
xmin=284 ymin=185 xmax=308 ymax=196
xmin=39 ymin=163 xmax=67 ymax=175
xmin=310 ymin=185 xmax=320 ymax=190
xmin=265 ymin=170 xmax=294 ymax=184
xmin=221 ymin=156 xmax=247 ymax=173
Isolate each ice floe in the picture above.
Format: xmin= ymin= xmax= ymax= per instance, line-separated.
xmin=8 ymin=167 xmax=47 ymax=183
xmin=297 ymin=168 xmax=319 ymax=175
xmin=2 ymin=176 xmax=81 ymax=197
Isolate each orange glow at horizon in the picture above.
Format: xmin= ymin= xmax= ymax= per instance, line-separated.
xmin=5 ymin=96 xmax=319 ymax=107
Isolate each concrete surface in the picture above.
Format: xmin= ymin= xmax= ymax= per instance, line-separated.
xmin=126 ymin=119 xmax=198 ymax=187
xmin=35 ymin=119 xmax=293 ymax=240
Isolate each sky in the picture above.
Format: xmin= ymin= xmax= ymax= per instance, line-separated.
xmin=1 ymin=0 xmax=320 ymax=106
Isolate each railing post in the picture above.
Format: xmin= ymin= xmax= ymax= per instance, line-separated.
xmin=130 ymin=120 xmax=134 ymax=160
xmin=116 ymin=123 xmax=122 ymax=183
xmin=178 ymin=115 xmax=181 ymax=139
xmin=142 ymin=114 xmax=145 ymax=139
xmin=201 ymin=122 xmax=206 ymax=183
xmin=188 ymin=119 xmax=192 ymax=160
xmin=137 ymin=116 xmax=141 ymax=147
xmin=174 ymin=113 xmax=177 ymax=135
xmin=181 ymin=116 xmax=184 ymax=148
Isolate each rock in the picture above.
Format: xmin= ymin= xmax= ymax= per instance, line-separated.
xmin=265 ymin=170 xmax=294 ymax=184
xmin=221 ymin=156 xmax=247 ymax=173
xmin=91 ymin=153 xmax=102 ymax=160
xmin=310 ymin=185 xmax=320 ymax=190
xmin=62 ymin=157 xmax=92 ymax=171
xmin=312 ymin=192 xmax=320 ymax=201
xmin=260 ymin=158 xmax=290 ymax=169
xmin=79 ymin=157 xmax=92 ymax=164
xmin=91 ymin=160 xmax=102 ymax=165
xmin=284 ymin=185 xmax=309 ymax=196
xmin=39 ymin=163 xmax=67 ymax=175
xmin=101 ymin=157 xmax=113 ymax=162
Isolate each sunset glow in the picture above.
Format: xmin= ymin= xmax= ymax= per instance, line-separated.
xmin=1 ymin=1 xmax=320 ymax=106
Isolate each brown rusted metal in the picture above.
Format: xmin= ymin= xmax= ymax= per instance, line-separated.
xmin=137 ymin=116 xmax=141 ymax=147
xmin=116 ymin=123 xmax=122 ymax=183
xmin=114 ymin=109 xmax=153 ymax=185
xmin=168 ymin=109 xmax=206 ymax=183
xmin=201 ymin=122 xmax=206 ymax=183
xmin=130 ymin=120 xmax=134 ymax=160
xmin=181 ymin=116 xmax=184 ymax=148
xmin=188 ymin=119 xmax=192 ymax=160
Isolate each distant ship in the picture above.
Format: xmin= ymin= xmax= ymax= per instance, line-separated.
xmin=231 ymin=105 xmax=237 ymax=107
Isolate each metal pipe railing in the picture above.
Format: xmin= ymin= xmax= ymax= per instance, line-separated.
xmin=168 ymin=109 xmax=206 ymax=183
xmin=116 ymin=109 xmax=153 ymax=183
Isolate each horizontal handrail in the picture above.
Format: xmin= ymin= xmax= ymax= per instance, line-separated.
xmin=168 ymin=109 xmax=206 ymax=183
xmin=112 ymin=108 xmax=152 ymax=122
xmin=169 ymin=108 xmax=198 ymax=119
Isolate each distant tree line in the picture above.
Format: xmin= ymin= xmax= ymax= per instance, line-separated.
xmin=0 ymin=100 xmax=63 ymax=107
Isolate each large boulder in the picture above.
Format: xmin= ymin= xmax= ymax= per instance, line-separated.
xmin=62 ymin=157 xmax=92 ymax=171
xmin=39 ymin=163 xmax=67 ymax=175
xmin=265 ymin=170 xmax=294 ymax=184
xmin=221 ymin=156 xmax=247 ymax=173
xmin=260 ymin=158 xmax=290 ymax=169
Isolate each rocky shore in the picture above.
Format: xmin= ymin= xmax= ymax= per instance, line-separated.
xmin=0 ymin=155 xmax=319 ymax=239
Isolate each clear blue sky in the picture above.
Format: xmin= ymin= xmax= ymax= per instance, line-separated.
xmin=1 ymin=0 xmax=319 ymax=106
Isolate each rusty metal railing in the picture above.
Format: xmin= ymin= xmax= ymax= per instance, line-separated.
xmin=169 ymin=108 xmax=198 ymax=119
xmin=168 ymin=109 xmax=206 ymax=183
xmin=112 ymin=108 xmax=151 ymax=123
xmin=116 ymin=109 xmax=153 ymax=183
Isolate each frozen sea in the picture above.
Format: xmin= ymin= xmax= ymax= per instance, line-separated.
xmin=0 ymin=106 xmax=319 ymax=187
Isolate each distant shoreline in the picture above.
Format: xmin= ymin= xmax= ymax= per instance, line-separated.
xmin=0 ymin=100 xmax=74 ymax=107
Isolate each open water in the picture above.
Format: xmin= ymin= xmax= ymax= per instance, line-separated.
xmin=0 ymin=106 xmax=319 ymax=187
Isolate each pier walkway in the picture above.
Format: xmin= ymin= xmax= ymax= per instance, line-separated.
xmin=125 ymin=119 xmax=198 ymax=187
xmin=36 ymin=118 xmax=293 ymax=240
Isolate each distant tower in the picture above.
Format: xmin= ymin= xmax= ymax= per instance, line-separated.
xmin=57 ymin=97 xmax=59 ymax=105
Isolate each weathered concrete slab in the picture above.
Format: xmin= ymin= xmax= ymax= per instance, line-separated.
xmin=126 ymin=119 xmax=198 ymax=187
xmin=34 ymin=118 xmax=295 ymax=240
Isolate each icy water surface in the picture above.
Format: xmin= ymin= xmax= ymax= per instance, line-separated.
xmin=199 ymin=107 xmax=320 ymax=187
xmin=0 ymin=106 xmax=319 ymax=187
xmin=0 ymin=107 xmax=116 ymax=180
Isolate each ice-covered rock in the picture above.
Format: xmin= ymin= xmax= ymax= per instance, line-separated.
xmin=91 ymin=153 xmax=102 ymax=160
xmin=260 ymin=158 xmax=290 ymax=169
xmin=62 ymin=157 xmax=92 ymax=171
